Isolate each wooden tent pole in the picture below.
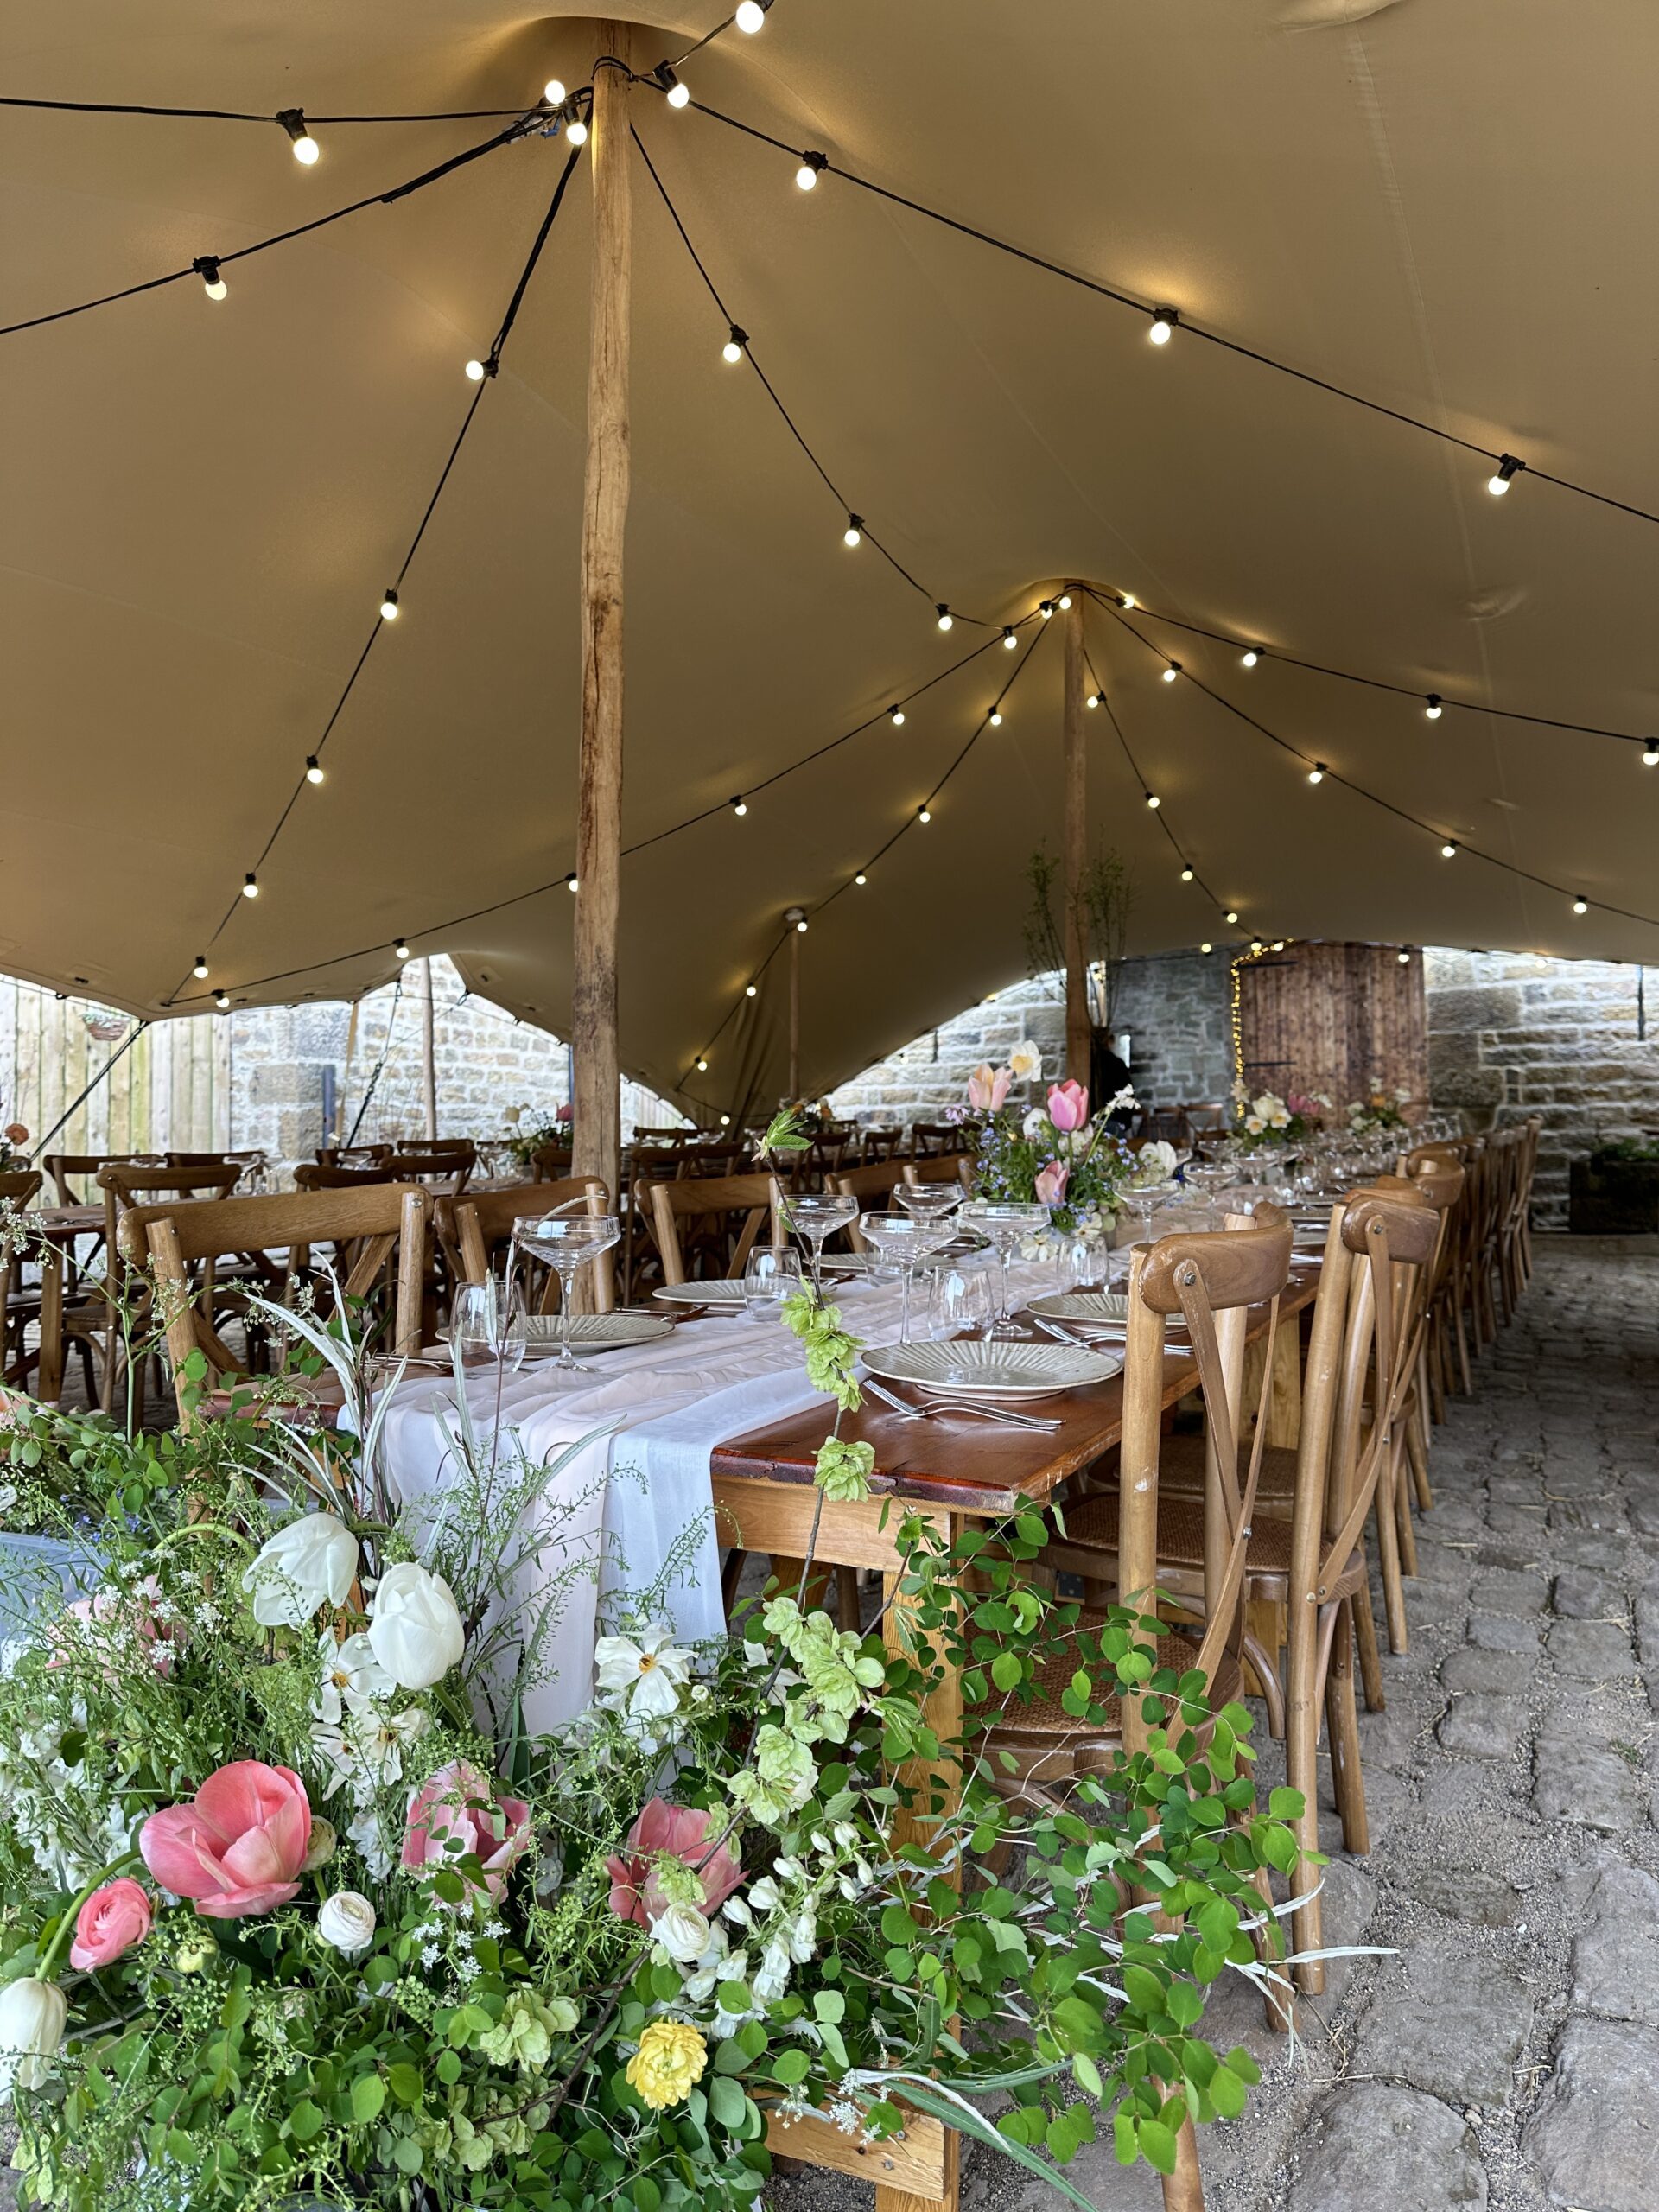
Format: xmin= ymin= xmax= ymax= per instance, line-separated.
xmin=420 ymin=958 xmax=438 ymax=1139
xmin=786 ymin=909 xmax=804 ymax=1100
xmin=572 ymin=22 xmax=632 ymax=1201
xmin=1062 ymin=588 xmax=1090 ymax=1084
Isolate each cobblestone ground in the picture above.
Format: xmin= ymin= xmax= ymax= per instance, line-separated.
xmin=772 ymin=1242 xmax=1659 ymax=2212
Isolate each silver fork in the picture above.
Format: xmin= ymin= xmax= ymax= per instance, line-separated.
xmin=916 ymin=1394 xmax=1064 ymax=1431
xmin=859 ymin=1373 xmax=931 ymax=1422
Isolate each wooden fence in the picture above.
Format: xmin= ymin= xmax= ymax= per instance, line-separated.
xmin=0 ymin=979 xmax=228 ymax=1161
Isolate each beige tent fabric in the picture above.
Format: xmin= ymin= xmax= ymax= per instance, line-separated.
xmin=3 ymin=3 xmax=1656 ymax=1122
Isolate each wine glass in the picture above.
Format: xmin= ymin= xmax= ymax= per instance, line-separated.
xmin=857 ymin=1214 xmax=954 ymax=1343
xmin=743 ymin=1245 xmax=803 ymax=1319
xmin=452 ymin=1279 xmax=527 ymax=1373
xmin=781 ymin=1192 xmax=858 ymax=1293
xmin=958 ymin=1200 xmax=1049 ymax=1338
xmin=513 ymin=1213 xmax=620 ymax=1380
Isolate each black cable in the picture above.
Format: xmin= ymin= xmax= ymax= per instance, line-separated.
xmin=1081 ymin=588 xmax=1652 ymax=752
xmin=679 ymin=95 xmax=1659 ymax=534
xmin=1095 ymin=597 xmax=1659 ymax=931
xmin=163 ymin=144 xmax=585 ymax=1004
xmin=631 ymin=123 xmax=991 ymax=624
xmin=1080 ymin=640 xmax=1225 ymax=916
xmin=345 ymin=973 xmax=405 ymax=1145
xmin=0 ymin=95 xmax=545 ymax=123
xmin=0 ymin=106 xmax=550 ymax=337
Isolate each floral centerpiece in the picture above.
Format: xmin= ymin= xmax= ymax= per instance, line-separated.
xmin=958 ymin=1045 xmax=1136 ymax=1243
xmin=1345 ymin=1083 xmax=1412 ymax=1137
xmin=0 ymin=1134 xmax=1311 ymax=2209
xmin=1230 ymin=1089 xmax=1328 ymax=1144
xmin=502 ymin=1101 xmax=573 ymax=1169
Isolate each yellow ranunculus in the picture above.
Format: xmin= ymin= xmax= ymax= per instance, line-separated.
xmin=625 ymin=2019 xmax=708 ymax=2110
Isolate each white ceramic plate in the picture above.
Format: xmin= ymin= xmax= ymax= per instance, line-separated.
xmin=652 ymin=1280 xmax=750 ymax=1306
xmin=863 ymin=1338 xmax=1120 ymax=1398
xmin=1028 ymin=1290 xmax=1192 ymax=1342
xmin=522 ymin=1313 xmax=674 ymax=1350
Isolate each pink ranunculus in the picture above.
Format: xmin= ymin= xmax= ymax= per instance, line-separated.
xmin=141 ymin=1761 xmax=311 ymax=1921
xmin=1034 ymin=1162 xmax=1070 ymax=1207
xmin=68 ymin=1878 xmax=152 ymax=1970
xmin=402 ymin=1758 xmax=531 ymax=1906
xmin=605 ymin=1798 xmax=743 ymax=1929
xmin=967 ymin=1062 xmax=1012 ymax=1113
xmin=1046 ymin=1079 xmax=1090 ymax=1132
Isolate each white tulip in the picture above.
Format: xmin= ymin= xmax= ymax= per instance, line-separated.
xmin=244 ymin=1513 xmax=359 ymax=1630
xmin=366 ymin=1563 xmax=465 ymax=1690
xmin=317 ymin=1891 xmax=377 ymax=1956
xmin=651 ymin=1904 xmax=711 ymax=1964
xmin=0 ymin=1978 xmax=66 ymax=2096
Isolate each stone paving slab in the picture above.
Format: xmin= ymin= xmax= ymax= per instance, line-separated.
xmin=773 ymin=1246 xmax=1659 ymax=2212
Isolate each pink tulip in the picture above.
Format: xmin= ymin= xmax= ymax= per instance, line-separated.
xmin=606 ymin=1799 xmax=743 ymax=1929
xmin=1046 ymin=1080 xmax=1089 ymax=1133
xmin=141 ymin=1761 xmax=311 ymax=1920
xmin=402 ymin=1759 xmax=531 ymax=1906
xmin=967 ymin=1063 xmax=1012 ymax=1113
xmin=1034 ymin=1162 xmax=1070 ymax=1207
xmin=68 ymin=1878 xmax=152 ymax=1970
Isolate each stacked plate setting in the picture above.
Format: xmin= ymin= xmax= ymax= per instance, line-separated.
xmin=863 ymin=1338 xmax=1120 ymax=1398
xmin=1027 ymin=1290 xmax=1192 ymax=1344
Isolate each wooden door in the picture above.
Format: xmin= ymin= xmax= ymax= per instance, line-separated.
xmin=1237 ymin=944 xmax=1426 ymax=1109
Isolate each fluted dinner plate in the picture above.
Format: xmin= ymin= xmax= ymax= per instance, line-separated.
xmin=1028 ymin=1290 xmax=1192 ymax=1342
xmin=863 ymin=1338 xmax=1120 ymax=1398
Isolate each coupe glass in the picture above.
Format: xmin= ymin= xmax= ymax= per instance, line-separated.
xmin=895 ymin=1179 xmax=963 ymax=1225
xmin=512 ymin=1212 xmax=621 ymax=1379
xmin=1122 ymin=1178 xmax=1181 ymax=1245
xmin=743 ymin=1245 xmax=803 ymax=1319
xmin=958 ymin=1200 xmax=1049 ymax=1337
xmin=781 ymin=1192 xmax=858 ymax=1293
xmin=452 ymin=1279 xmax=527 ymax=1373
xmin=857 ymin=1214 xmax=953 ymax=1343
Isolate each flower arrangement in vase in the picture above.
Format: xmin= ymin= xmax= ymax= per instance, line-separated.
xmin=1345 ymin=1080 xmax=1412 ymax=1136
xmin=957 ymin=1044 xmax=1136 ymax=1243
xmin=1230 ymin=1089 xmax=1328 ymax=1144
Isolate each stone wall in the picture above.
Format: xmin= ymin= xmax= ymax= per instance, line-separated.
xmin=827 ymin=952 xmax=1233 ymax=1128
xmin=1422 ymin=950 xmax=1658 ymax=1227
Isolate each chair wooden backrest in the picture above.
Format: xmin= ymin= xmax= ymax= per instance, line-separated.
xmin=0 ymin=1173 xmax=43 ymax=1375
xmin=294 ymin=1163 xmax=400 ymax=1191
xmin=166 ymin=1150 xmax=264 ymax=1179
xmin=319 ymin=1144 xmax=393 ymax=1169
xmin=97 ymin=1165 xmax=242 ymax=1286
xmin=1116 ymin=1208 xmax=1293 ymax=1745
xmin=44 ymin=1152 xmax=160 ymax=1206
xmin=530 ymin=1143 xmax=574 ymax=1182
xmin=0 ymin=1169 xmax=42 ymax=1211
xmin=649 ymin=1172 xmax=785 ymax=1285
xmin=909 ymin=1122 xmax=968 ymax=1157
xmin=858 ymin=1127 xmax=903 ymax=1162
xmin=382 ymin=1147 xmax=474 ymax=1194
xmin=439 ymin=1178 xmax=615 ymax=1313
xmin=116 ymin=1184 xmax=429 ymax=1425
xmin=901 ymin=1154 xmax=975 ymax=1192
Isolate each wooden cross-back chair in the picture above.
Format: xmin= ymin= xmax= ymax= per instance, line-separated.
xmin=43 ymin=1152 xmax=161 ymax=1206
xmin=90 ymin=1165 xmax=244 ymax=1417
xmin=529 ymin=1143 xmax=574 ymax=1183
xmin=437 ymin=1177 xmax=615 ymax=1315
xmin=165 ymin=1150 xmax=265 ymax=1184
xmin=856 ymin=1127 xmax=903 ymax=1163
xmin=294 ymin=1162 xmax=400 ymax=1191
xmin=908 ymin=1121 xmax=967 ymax=1157
xmin=380 ymin=1145 xmax=474 ymax=1195
xmin=648 ymin=1173 xmax=785 ymax=1287
xmin=117 ymin=1184 xmax=429 ymax=1428
xmin=1 ymin=1170 xmax=44 ymax=1389
xmin=318 ymin=1144 xmax=393 ymax=1170
xmin=901 ymin=1154 xmax=975 ymax=1192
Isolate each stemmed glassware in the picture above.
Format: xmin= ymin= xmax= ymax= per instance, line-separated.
xmin=743 ymin=1245 xmax=804 ymax=1319
xmin=512 ymin=1212 xmax=621 ymax=1382
xmin=895 ymin=1179 xmax=963 ymax=1228
xmin=856 ymin=1213 xmax=955 ymax=1343
xmin=781 ymin=1192 xmax=858 ymax=1293
xmin=1122 ymin=1177 xmax=1181 ymax=1246
xmin=958 ymin=1200 xmax=1049 ymax=1338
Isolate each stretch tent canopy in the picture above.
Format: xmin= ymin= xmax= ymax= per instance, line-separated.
xmin=3 ymin=0 xmax=1656 ymax=1118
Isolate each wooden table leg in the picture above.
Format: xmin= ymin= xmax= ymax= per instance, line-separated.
xmin=37 ymin=1243 xmax=64 ymax=1405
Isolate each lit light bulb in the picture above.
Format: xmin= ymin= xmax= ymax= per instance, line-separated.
xmin=988 ymin=709 xmax=1002 ymax=727
xmin=1087 ymin=690 xmax=1102 ymax=709
xmin=1057 ymin=592 xmax=1072 ymax=610
xmin=1441 ymin=840 xmax=1458 ymax=859
xmin=746 ymin=983 xmax=758 ymax=997
xmin=731 ymin=796 xmax=747 ymax=817
xmin=722 ymin=325 xmax=747 ymax=364
xmin=1162 ymin=661 xmax=1180 ymax=683
xmin=1148 ymin=307 xmax=1178 ymax=345
xmin=379 ymin=588 xmax=399 ymax=621
xmin=1572 ymin=897 xmax=1588 ymax=915
xmin=1039 ymin=601 xmax=1053 ymax=620
xmin=1200 ymin=941 xmax=1213 ymax=955
xmin=243 ymin=873 xmax=259 ymax=899
xmin=543 ymin=79 xmax=567 ymax=105
xmin=936 ymin=604 xmax=953 ymax=631
xmin=214 ymin=990 xmax=230 ymax=1011
xmin=1643 ymin=740 xmax=1659 ymax=766
xmin=720 ymin=1113 xmax=731 ymax=1126
xmin=194 ymin=255 xmax=227 ymax=301
xmin=279 ymin=112 xmax=319 ymax=165
xmin=887 ymin=705 xmax=905 ymax=727
xmin=1426 ymin=694 xmax=1443 ymax=719
xmin=395 ymin=938 xmax=410 ymax=960
xmin=854 ymin=871 xmax=867 ymax=886
xmin=843 ymin=514 xmax=862 ymax=547
xmin=1224 ymin=909 xmax=1239 ymax=924
xmin=667 ymin=78 xmax=690 ymax=108
xmin=1272 ymin=939 xmax=1286 ymax=953
xmin=1120 ymin=592 xmax=1137 ymax=610
xmin=1487 ymin=454 xmax=1523 ymax=496
xmin=1250 ymin=938 xmax=1263 ymax=955
xmin=464 ymin=357 xmax=487 ymax=382
xmin=1002 ymin=626 xmax=1018 ymax=649
xmin=566 ymin=116 xmax=588 ymax=145
xmin=1307 ymin=764 xmax=1325 ymax=784
xmin=696 ymin=1056 xmax=709 ymax=1071
xmin=735 ymin=0 xmax=768 ymax=31
xmin=1180 ymin=866 xmax=1194 ymax=882
xmin=305 ymin=755 xmax=324 ymax=785
xmin=796 ymin=153 xmax=826 ymax=190
xmin=565 ymin=872 xmax=578 ymax=893
xmin=1398 ymin=949 xmax=1411 ymax=964
xmin=193 ymin=955 xmax=209 ymax=980
xmin=1145 ymin=791 xmax=1160 ymax=810
xmin=795 ymin=917 xmax=809 ymax=933
xmin=918 ymin=805 xmax=931 ymax=823
xmin=1241 ymin=647 xmax=1260 ymax=669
